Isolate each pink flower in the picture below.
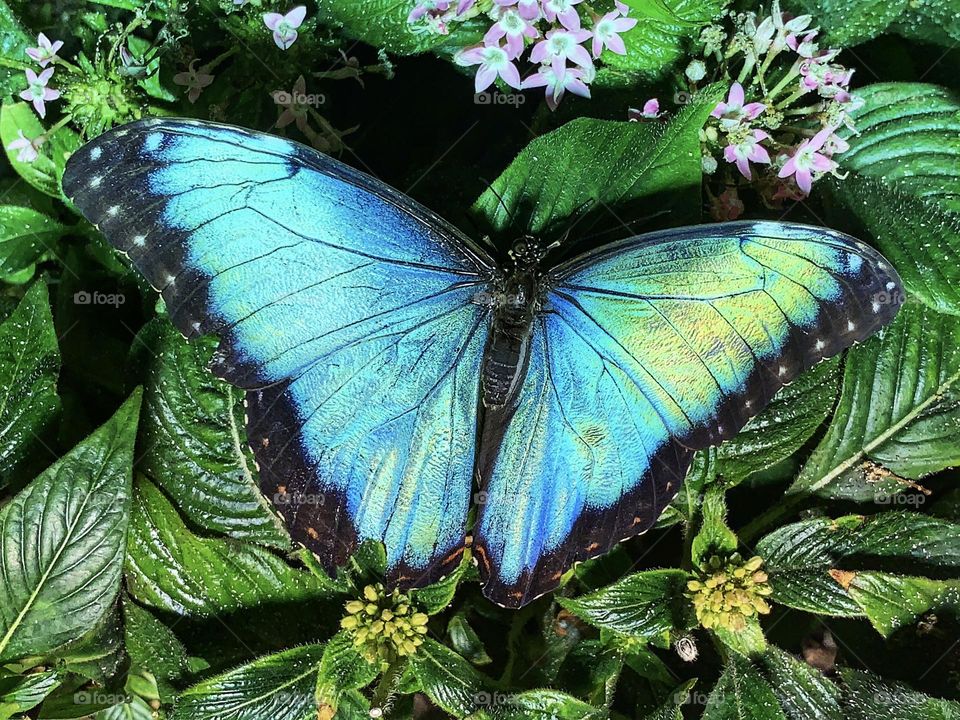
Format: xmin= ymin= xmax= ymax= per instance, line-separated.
xmin=778 ymin=127 xmax=835 ymax=195
xmin=172 ymin=59 xmax=214 ymax=103
xmin=530 ymin=27 xmax=594 ymax=71
xmin=522 ymin=63 xmax=590 ymax=110
xmin=456 ymin=44 xmax=522 ymax=92
xmin=754 ymin=0 xmax=813 ymax=54
xmin=542 ymin=0 xmax=585 ymax=30
xmin=800 ymin=56 xmax=850 ymax=93
xmin=711 ymin=82 xmax=764 ymax=128
xmin=591 ymin=4 xmax=637 ymax=57
xmin=628 ymin=98 xmax=661 ymax=120
xmin=494 ymin=0 xmax=540 ymax=20
xmin=710 ymin=189 xmax=744 ymax=221
xmin=19 ymin=68 xmax=59 ymax=118
xmin=263 ymin=6 xmax=306 ymax=50
xmin=786 ymin=30 xmax=819 ymax=58
xmin=723 ymin=129 xmax=771 ymax=179
xmin=484 ymin=9 xmax=539 ymax=59
xmin=25 ymin=33 xmax=63 ymax=67
xmin=6 ymin=130 xmax=42 ymax=163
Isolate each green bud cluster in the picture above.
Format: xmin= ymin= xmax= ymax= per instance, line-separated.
xmin=340 ymin=584 xmax=429 ymax=665
xmin=686 ymin=554 xmax=773 ymax=632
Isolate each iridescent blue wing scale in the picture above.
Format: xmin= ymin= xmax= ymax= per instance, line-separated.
xmin=63 ymin=119 xmax=496 ymax=587
xmin=474 ymin=221 xmax=902 ymax=607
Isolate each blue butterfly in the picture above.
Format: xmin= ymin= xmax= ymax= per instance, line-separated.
xmin=63 ymin=119 xmax=903 ymax=607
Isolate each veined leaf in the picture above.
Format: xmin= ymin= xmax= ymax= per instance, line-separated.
xmin=122 ymin=597 xmax=189 ymax=702
xmin=474 ymin=83 xmax=724 ymax=235
xmin=0 ymin=102 xmax=80 ymax=199
xmin=754 ymin=647 xmax=843 ymax=720
xmin=0 ymin=390 xmax=141 ymax=662
xmin=839 ymin=668 xmax=960 ymax=719
xmin=0 ymin=0 xmax=29 ymax=97
xmin=488 ymin=689 xmax=604 ymax=720
xmin=557 ymin=569 xmax=693 ymax=638
xmin=702 ymin=655 xmax=786 ymax=720
xmin=407 ymin=638 xmax=491 ymax=717
xmin=790 ymin=302 xmax=960 ymax=500
xmin=689 ymin=485 xmax=738 ymax=570
xmin=0 ymin=206 xmax=65 ymax=281
xmin=125 ymin=477 xmax=331 ymax=617
xmin=756 ymin=512 xmax=960 ymax=634
xmin=0 ymin=668 xmax=60 ymax=720
xmin=171 ymin=644 xmax=325 ymax=720
xmin=132 ymin=319 xmax=287 ymax=547
xmin=0 ymin=282 xmax=60 ymax=488
xmin=826 ymin=83 xmax=960 ymax=316
xmin=790 ymin=0 xmax=959 ymax=46
xmin=315 ymin=631 xmax=377 ymax=715
xmin=714 ymin=357 xmax=840 ymax=485
xmin=602 ymin=0 xmax=728 ymax=79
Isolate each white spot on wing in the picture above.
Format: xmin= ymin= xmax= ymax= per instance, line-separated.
xmin=106 ymin=206 xmax=119 ymax=217
xmin=90 ymin=147 xmax=102 ymax=160
xmin=847 ymin=320 xmax=856 ymax=331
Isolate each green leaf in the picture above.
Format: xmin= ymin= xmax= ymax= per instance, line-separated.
xmin=825 ymin=83 xmax=960 ymax=316
xmin=690 ymin=485 xmax=738 ymax=570
xmin=754 ymin=647 xmax=842 ymax=720
xmin=446 ymin=615 xmax=492 ymax=666
xmin=714 ymin=357 xmax=840 ymax=486
xmin=711 ymin=617 xmax=767 ymax=658
xmin=602 ymin=0 xmax=728 ymax=79
xmin=313 ymin=0 xmax=484 ymax=55
xmin=171 ymin=644 xmax=325 ymax=720
xmin=0 ymin=102 xmax=81 ymax=198
xmin=474 ymin=84 xmax=724 ymax=235
xmin=407 ymin=638 xmax=491 ymax=717
xmin=790 ymin=303 xmax=960 ymax=500
xmin=0 ymin=205 xmax=65 ymax=281
xmin=790 ymin=0 xmax=959 ymax=46
xmin=0 ymin=669 xmax=60 ymax=720
xmin=702 ymin=655 xmax=786 ymax=720
xmin=410 ymin=554 xmax=470 ymax=615
xmin=94 ymin=696 xmax=155 ymax=720
xmin=315 ymin=631 xmax=377 ymax=712
xmin=489 ymin=689 xmax=604 ymax=720
xmin=0 ymin=0 xmax=29 ymax=97
xmin=122 ymin=597 xmax=189 ymax=702
xmin=642 ymin=679 xmax=697 ymax=720
xmin=558 ymin=569 xmax=693 ymax=638
xmin=756 ymin=512 xmax=960 ymax=634
xmin=838 ymin=668 xmax=960 ymax=719
xmin=0 ymin=282 xmax=60 ymax=488
xmin=125 ymin=476 xmax=332 ymax=616
xmin=0 ymin=390 xmax=141 ymax=662
xmin=132 ymin=319 xmax=288 ymax=547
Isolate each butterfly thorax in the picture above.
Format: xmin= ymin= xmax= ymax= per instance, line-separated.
xmin=481 ymin=237 xmax=546 ymax=410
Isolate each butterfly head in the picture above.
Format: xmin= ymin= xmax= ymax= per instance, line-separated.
xmin=507 ymin=235 xmax=558 ymax=270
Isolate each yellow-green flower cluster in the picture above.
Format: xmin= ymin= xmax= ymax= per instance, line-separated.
xmin=686 ymin=554 xmax=773 ymax=632
xmin=340 ymin=584 xmax=429 ymax=665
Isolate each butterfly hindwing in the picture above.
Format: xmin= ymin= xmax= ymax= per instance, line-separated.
xmin=474 ymin=221 xmax=902 ymax=607
xmin=63 ymin=119 xmax=495 ymax=587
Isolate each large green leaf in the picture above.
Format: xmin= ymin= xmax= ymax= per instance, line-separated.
xmin=313 ymin=0 xmax=484 ymax=55
xmin=407 ymin=638 xmax=491 ymax=717
xmin=474 ymin=83 xmax=724 ymax=235
xmin=0 ymin=205 xmax=65 ymax=281
xmin=132 ymin=320 xmax=287 ymax=547
xmin=557 ymin=569 xmax=693 ymax=638
xmin=489 ymin=689 xmax=604 ymax=720
xmin=602 ymin=0 xmax=728 ymax=79
xmin=0 ymin=669 xmax=60 ymax=720
xmin=754 ymin=648 xmax=842 ymax=720
xmin=838 ymin=668 xmax=960 ymax=719
xmin=825 ymin=83 xmax=960 ymax=316
xmin=0 ymin=390 xmax=141 ymax=662
xmin=0 ymin=282 xmax=60 ymax=487
xmin=171 ymin=644 xmax=325 ymax=720
xmin=714 ymin=357 xmax=840 ymax=485
xmin=0 ymin=102 xmax=80 ymax=199
xmin=125 ymin=477 xmax=330 ymax=616
xmin=702 ymin=656 xmax=786 ymax=720
xmin=789 ymin=0 xmax=959 ymax=46
xmin=757 ymin=512 xmax=960 ymax=635
xmin=790 ymin=302 xmax=960 ymax=500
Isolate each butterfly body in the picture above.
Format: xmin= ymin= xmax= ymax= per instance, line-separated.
xmin=63 ymin=119 xmax=904 ymax=608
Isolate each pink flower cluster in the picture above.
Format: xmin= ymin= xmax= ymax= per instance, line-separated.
xmin=6 ymin=33 xmax=65 ymax=163
xmin=668 ymin=0 xmax=864 ymax=219
xmin=410 ymin=0 xmax=637 ymax=110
